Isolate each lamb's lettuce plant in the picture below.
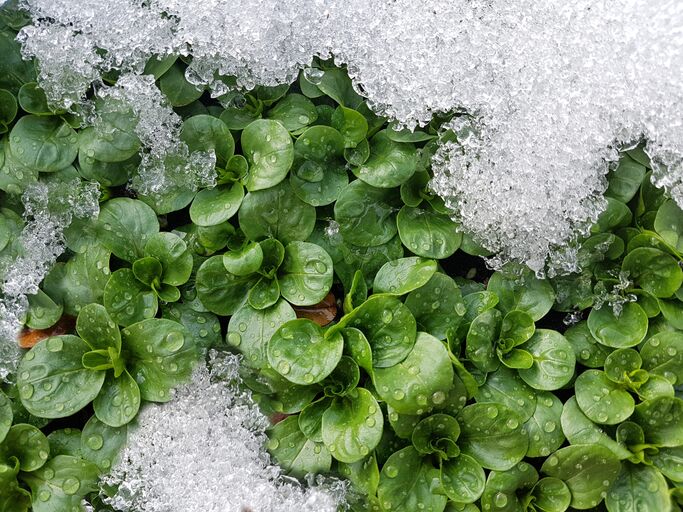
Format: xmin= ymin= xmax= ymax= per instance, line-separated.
xmin=1 ymin=28 xmax=683 ymax=512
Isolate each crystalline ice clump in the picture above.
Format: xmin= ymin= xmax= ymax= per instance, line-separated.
xmin=94 ymin=74 xmax=216 ymax=199
xmin=16 ymin=0 xmax=683 ymax=272
xmin=0 ymin=177 xmax=99 ymax=379
xmin=101 ymin=351 xmax=347 ymax=512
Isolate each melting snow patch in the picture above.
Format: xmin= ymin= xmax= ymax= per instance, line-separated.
xmin=16 ymin=0 xmax=683 ymax=273
xmin=101 ymin=352 xmax=347 ymax=512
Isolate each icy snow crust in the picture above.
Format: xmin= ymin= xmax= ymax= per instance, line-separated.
xmin=101 ymin=353 xmax=346 ymax=512
xmin=15 ymin=0 xmax=683 ymax=274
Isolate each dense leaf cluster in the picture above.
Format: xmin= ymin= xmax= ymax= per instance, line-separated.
xmin=0 ymin=7 xmax=682 ymax=511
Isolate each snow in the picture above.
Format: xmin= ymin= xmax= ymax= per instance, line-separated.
xmin=0 ymin=178 xmax=99 ymax=380
xmin=101 ymin=352 xmax=347 ymax=512
xmin=15 ymin=0 xmax=683 ymax=275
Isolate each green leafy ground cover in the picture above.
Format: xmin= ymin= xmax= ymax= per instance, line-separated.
xmin=0 ymin=10 xmax=682 ymax=512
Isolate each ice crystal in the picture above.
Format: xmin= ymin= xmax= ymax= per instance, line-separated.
xmin=0 ymin=177 xmax=99 ymax=380
xmin=16 ymin=0 xmax=683 ymax=271
xmin=95 ymin=74 xmax=216 ymax=199
xmin=101 ymin=352 xmax=346 ymax=512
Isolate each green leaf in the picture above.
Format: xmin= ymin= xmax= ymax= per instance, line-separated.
xmin=592 ymin=197 xmax=632 ymax=233
xmin=144 ymin=232 xmax=193 ymax=286
xmin=560 ymin=396 xmax=632 ymax=460
xmin=123 ymin=319 xmax=199 ymax=402
xmin=342 ymin=327 xmax=374 ymax=376
xmin=632 ymin=396 xmax=683 ymax=447
xmin=17 ymin=82 xmax=51 ymax=116
xmin=0 ymin=88 xmax=17 ymax=127
xmin=518 ymin=329 xmax=575 ymax=390
xmin=279 ymin=241 xmax=334 ymax=306
xmin=0 ymin=423 xmax=49 ymax=471
xmin=604 ymin=348 xmax=642 ymax=384
xmin=499 ymin=310 xmax=535 ymax=347
xmin=189 ymin=182 xmax=244 ymax=227
xmin=622 ymin=247 xmax=682 ymax=298
xmin=17 ymin=335 xmax=105 ymax=419
xmin=195 ymin=255 xmax=258 ymax=315
xmin=267 ymin=416 xmax=330 ymax=478
xmin=649 ymin=446 xmax=683 ymax=482
xmin=480 ymin=462 xmax=538 ymax=512
xmin=338 ymin=454 xmax=380 ymax=497
xmin=161 ymin=302 xmax=222 ymax=351
xmin=396 ymin=206 xmax=462 ymax=259
xmin=523 ymin=391 xmax=564 ymax=458
xmin=159 ymin=62 xmax=203 ymax=107
xmin=95 ymin=197 xmax=159 ymax=263
xmin=331 ymin=105 xmax=368 ymax=147
xmin=322 ymin=387 xmax=383 ymax=463
xmin=565 ymin=321 xmax=613 ymax=368
xmin=295 ymin=125 xmax=345 ymax=162
xmin=92 ymin=370 xmax=140 ymax=427
xmin=0 ymin=389 xmax=11 ymax=443
xmin=605 ymin=463 xmax=671 ymax=512
xmin=587 ymin=302 xmax=648 ymax=348
xmin=541 ymin=445 xmax=620 ymax=510
xmin=248 ymin=276 xmax=280 ymax=310
xmin=8 ymin=115 xmax=77 ymax=172
xmin=373 ymin=257 xmax=437 ymax=296
xmin=323 ymin=356 xmax=360 ymax=397
xmin=25 ymin=289 xmax=63 ymax=330
xmin=223 ymin=241 xmax=263 ymax=277
xmin=266 ymin=93 xmax=318 ymax=132
xmin=411 ymin=413 xmax=460 ymax=458
xmin=346 ymin=294 xmax=417 ymax=368
xmin=241 ymin=119 xmax=294 ymax=191
xmin=298 ymin=398 xmax=330 ymax=442
xmin=654 ymin=199 xmax=683 ymax=253
xmin=530 ymin=477 xmax=572 ymax=512
xmin=440 ymin=454 xmax=486 ymax=504
xmin=76 ymin=303 xmax=121 ymax=352
xmin=640 ymin=331 xmax=683 ymax=385
xmin=343 ymin=270 xmax=368 ymax=314
xmin=104 ymin=268 xmax=158 ymax=326
xmin=605 ymin=155 xmax=647 ymax=204
xmin=132 ymin=256 xmax=163 ymax=287
xmin=78 ymin=99 xmax=139 ymax=163
xmin=180 ymin=114 xmax=234 ymax=166
xmin=457 ymin=402 xmax=527 ymax=471
xmin=386 ymin=123 xmax=436 ymax=143
xmin=377 ymin=446 xmax=448 ymax=512
xmin=334 ymin=179 xmax=401 ymax=247
xmin=267 ymin=318 xmax=344 ymax=385
xmin=316 ymin=68 xmax=364 ymax=108
xmin=290 ymin=160 xmax=348 ymax=207
xmin=475 ymin=366 xmax=537 ymax=422
xmin=46 ymin=429 xmax=82 ymax=458
xmin=466 ymin=309 xmax=502 ymax=374
xmin=344 ymin=138 xmax=370 ymax=166
xmin=80 ymin=415 xmax=127 ymax=472
xmin=22 ymin=455 xmax=100 ymax=512
xmin=239 ymin=181 xmax=316 ymax=244
xmin=659 ymin=298 xmax=683 ymax=329
xmin=353 ymin=131 xmax=417 ymax=188
xmin=76 ymin=151 xmax=138 ymax=187
xmin=575 ymin=369 xmax=634 ymax=425
xmin=405 ymin=272 xmax=465 ymax=341
xmin=374 ymin=332 xmax=454 ymax=415
xmin=0 ymin=460 xmax=30 ymax=511
xmin=487 ymin=268 xmax=555 ymax=321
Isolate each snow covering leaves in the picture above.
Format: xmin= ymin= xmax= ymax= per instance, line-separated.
xmin=100 ymin=352 xmax=347 ymax=512
xmin=15 ymin=0 xmax=683 ymax=275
